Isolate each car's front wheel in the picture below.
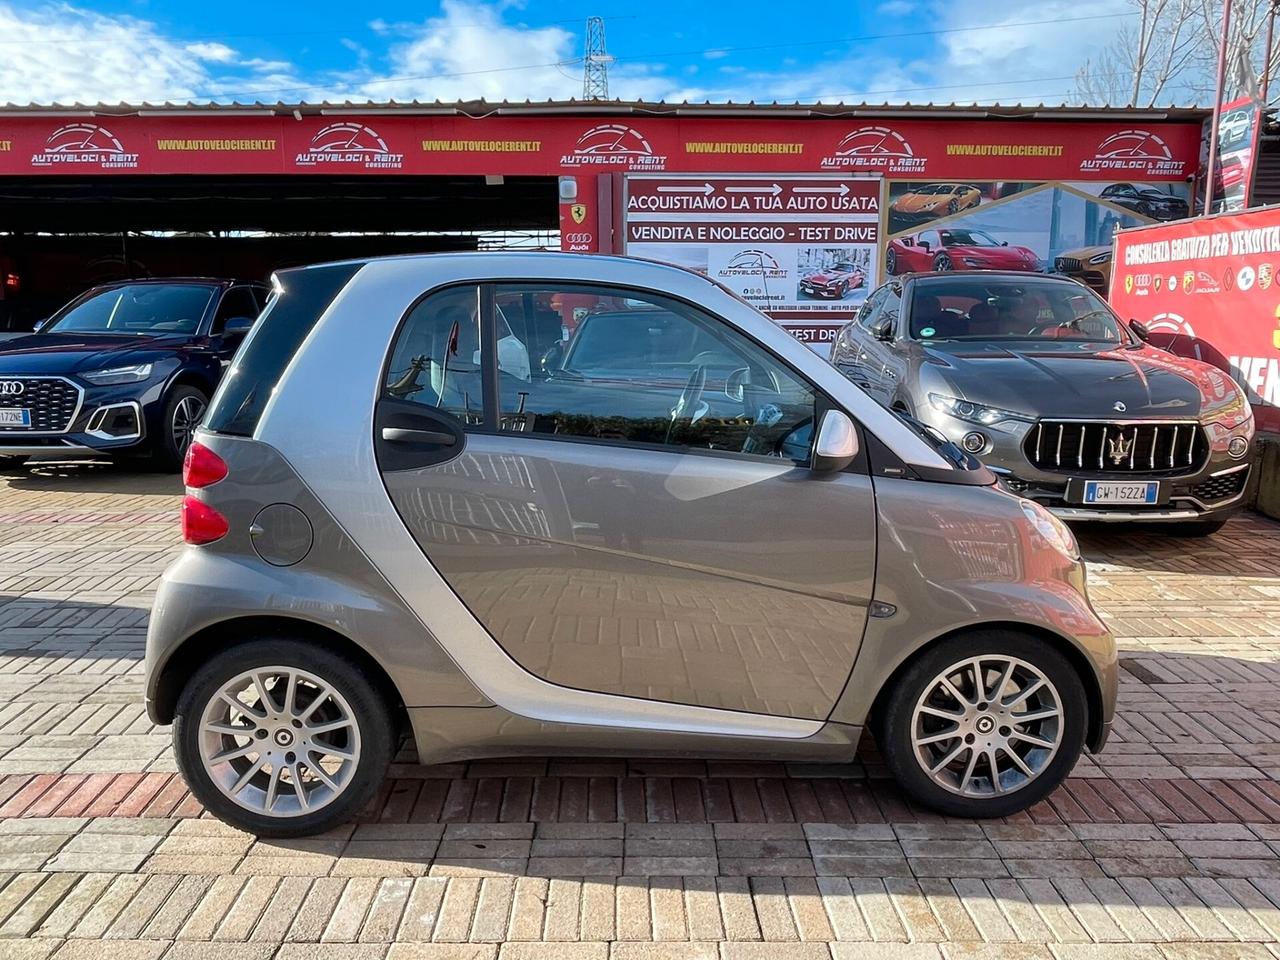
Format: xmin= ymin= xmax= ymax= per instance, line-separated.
xmin=173 ymin=638 xmax=395 ymax=837
xmin=886 ymin=249 xmax=898 ymax=274
xmin=934 ymin=253 xmax=954 ymax=271
xmin=156 ymin=385 xmax=208 ymax=472
xmin=877 ymin=631 xmax=1087 ymax=818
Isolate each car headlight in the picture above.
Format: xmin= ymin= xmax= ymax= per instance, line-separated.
xmin=1020 ymin=499 xmax=1080 ymax=560
xmin=1088 ymin=251 xmax=1112 ymax=264
xmin=81 ymin=363 xmax=154 ymax=385
xmin=928 ymin=393 xmax=1030 ymax=426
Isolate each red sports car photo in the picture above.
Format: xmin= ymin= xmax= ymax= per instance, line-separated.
xmin=886 ymin=227 xmax=1040 ymax=275
xmin=798 ymin=259 xmax=865 ymax=299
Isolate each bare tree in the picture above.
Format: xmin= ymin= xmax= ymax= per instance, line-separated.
xmin=1073 ymin=0 xmax=1280 ymax=105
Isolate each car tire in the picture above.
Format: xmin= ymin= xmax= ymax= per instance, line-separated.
xmin=156 ymin=385 xmax=208 ymax=472
xmin=0 ymin=455 xmax=28 ymax=470
xmin=947 ymin=199 xmax=959 ymax=214
xmin=886 ymin=249 xmax=898 ymax=275
xmin=876 ymin=630 xmax=1088 ymax=819
xmin=1165 ymin=518 xmax=1228 ymax=538
xmin=173 ymin=637 xmax=395 ymax=838
xmin=935 ymin=253 xmax=954 ymax=271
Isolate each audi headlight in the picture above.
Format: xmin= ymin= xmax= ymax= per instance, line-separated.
xmin=82 ymin=363 xmax=154 ymax=385
xmin=1020 ymin=499 xmax=1079 ymax=560
xmin=928 ymin=393 xmax=1030 ymax=426
xmin=1088 ymin=251 xmax=1112 ymax=265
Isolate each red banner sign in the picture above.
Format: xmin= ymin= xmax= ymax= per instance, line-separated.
xmin=1110 ymin=207 xmax=1280 ymax=431
xmin=0 ymin=114 xmax=1200 ymax=180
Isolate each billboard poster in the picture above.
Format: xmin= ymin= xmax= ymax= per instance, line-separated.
xmin=1209 ymin=95 xmax=1263 ymax=213
xmin=622 ymin=174 xmax=880 ymax=350
xmin=1110 ymin=206 xmax=1280 ymax=431
xmin=0 ymin=114 xmax=1200 ymax=182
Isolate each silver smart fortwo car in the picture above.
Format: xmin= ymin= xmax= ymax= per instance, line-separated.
xmin=145 ymin=253 xmax=1116 ymax=837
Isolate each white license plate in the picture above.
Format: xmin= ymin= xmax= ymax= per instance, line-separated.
xmin=0 ymin=409 xmax=31 ymax=427
xmin=1083 ymin=480 xmax=1159 ymax=504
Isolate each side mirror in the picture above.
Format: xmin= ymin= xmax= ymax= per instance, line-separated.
xmin=1129 ymin=319 xmax=1151 ymax=342
xmin=918 ymin=240 xmax=930 ymax=251
xmin=812 ymin=409 xmax=859 ymax=474
xmin=540 ymin=341 xmax=565 ymax=373
xmin=32 ymin=319 xmax=46 ymax=333
xmin=870 ymin=316 xmax=894 ymax=341
xmin=725 ymin=366 xmax=749 ymax=402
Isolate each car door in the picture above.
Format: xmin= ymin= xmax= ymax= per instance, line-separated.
xmin=831 ymin=287 xmax=885 ymax=394
xmin=866 ymin=283 xmax=906 ymax=405
xmin=374 ymin=279 xmax=877 ymax=722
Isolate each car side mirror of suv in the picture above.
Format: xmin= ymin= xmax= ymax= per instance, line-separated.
xmin=870 ymin=317 xmax=894 ymax=341
xmin=1129 ymin=319 xmax=1151 ymax=342
xmin=812 ymin=409 xmax=859 ymax=473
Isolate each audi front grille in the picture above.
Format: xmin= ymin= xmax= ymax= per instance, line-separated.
xmin=0 ymin=377 xmax=84 ymax=433
xmin=1024 ymin=420 xmax=1208 ymax=475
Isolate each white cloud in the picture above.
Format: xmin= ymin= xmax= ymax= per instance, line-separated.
xmin=0 ymin=0 xmax=1141 ymax=108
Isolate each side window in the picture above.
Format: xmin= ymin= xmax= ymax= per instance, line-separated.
xmin=211 ymin=287 xmax=261 ymax=335
xmin=856 ymin=288 xmax=887 ymax=329
xmin=881 ymin=285 xmax=902 ymax=335
xmin=494 ymin=283 xmax=819 ymax=463
xmin=383 ymin=285 xmax=483 ymax=425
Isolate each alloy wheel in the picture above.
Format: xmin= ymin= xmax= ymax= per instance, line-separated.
xmin=909 ymin=655 xmax=1062 ymax=798
xmin=171 ymin=395 xmax=206 ymax=456
xmin=935 ymin=253 xmax=953 ymax=271
xmin=886 ymin=249 xmax=897 ymax=274
xmin=197 ymin=666 xmax=362 ymax=817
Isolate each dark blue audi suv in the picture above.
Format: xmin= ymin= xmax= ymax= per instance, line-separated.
xmin=0 ymin=278 xmax=269 ymax=471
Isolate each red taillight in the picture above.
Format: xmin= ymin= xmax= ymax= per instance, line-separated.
xmin=182 ymin=495 xmax=229 ymax=545
xmin=183 ymin=441 xmax=227 ymax=488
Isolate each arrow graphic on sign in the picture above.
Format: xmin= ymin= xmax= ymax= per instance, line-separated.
xmin=793 ymin=184 xmax=851 ymax=195
xmin=656 ymin=183 xmax=715 ymax=195
xmin=724 ymin=184 xmax=783 ymax=195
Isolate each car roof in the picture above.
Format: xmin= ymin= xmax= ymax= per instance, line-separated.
xmin=89 ymin=277 xmax=262 ymax=289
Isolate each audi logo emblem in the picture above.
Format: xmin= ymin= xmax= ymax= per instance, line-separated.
xmin=0 ymin=381 xmax=24 ymax=397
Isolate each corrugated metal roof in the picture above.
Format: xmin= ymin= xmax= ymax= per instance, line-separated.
xmin=0 ymin=98 xmax=1210 ymax=121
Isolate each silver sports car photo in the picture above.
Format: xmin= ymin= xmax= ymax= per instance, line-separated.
xmin=830 ymin=271 xmax=1254 ymax=535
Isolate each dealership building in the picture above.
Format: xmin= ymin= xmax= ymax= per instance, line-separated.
xmin=0 ymin=100 xmax=1217 ymax=343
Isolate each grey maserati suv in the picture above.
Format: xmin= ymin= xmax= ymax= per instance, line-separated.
xmin=830 ymin=272 xmax=1254 ymax=535
xmin=146 ymin=253 xmax=1116 ymax=836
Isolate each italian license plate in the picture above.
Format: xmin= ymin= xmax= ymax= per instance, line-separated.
xmin=0 ymin=409 xmax=31 ymax=427
xmin=1083 ymin=480 xmax=1159 ymax=504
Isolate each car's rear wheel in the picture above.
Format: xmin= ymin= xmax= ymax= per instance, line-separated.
xmin=877 ymin=631 xmax=1088 ymax=818
xmin=173 ymin=638 xmax=395 ymax=837
xmin=0 ymin=455 xmax=28 ymax=470
xmin=947 ymin=198 xmax=959 ymax=214
xmin=156 ymin=385 xmax=208 ymax=472
xmin=886 ymin=249 xmax=898 ymax=274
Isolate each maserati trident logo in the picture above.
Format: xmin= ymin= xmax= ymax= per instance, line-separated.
xmin=1112 ymin=401 xmax=1126 ymax=412
xmin=1107 ymin=430 xmax=1134 ymax=465
xmin=0 ymin=380 xmax=25 ymax=397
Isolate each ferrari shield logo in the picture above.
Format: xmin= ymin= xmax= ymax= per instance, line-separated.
xmin=1182 ymin=271 xmax=1194 ymax=293
xmin=1124 ymin=274 xmax=1134 ymax=294
xmin=1154 ymin=275 xmax=1162 ymax=292
xmin=570 ymin=203 xmax=587 ymax=224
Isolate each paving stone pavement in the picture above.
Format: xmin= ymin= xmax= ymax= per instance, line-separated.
xmin=2 ymin=461 xmax=1280 ymax=959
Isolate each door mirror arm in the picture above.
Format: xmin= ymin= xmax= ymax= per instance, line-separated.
xmin=1128 ymin=319 xmax=1151 ymax=342
xmin=811 ymin=409 xmax=859 ymax=474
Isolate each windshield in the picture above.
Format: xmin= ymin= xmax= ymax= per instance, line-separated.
xmin=914 ymin=184 xmax=952 ymax=195
xmin=832 ymin=261 xmax=857 ymax=272
xmin=909 ymin=279 xmax=1128 ymax=343
xmin=47 ymin=283 xmax=216 ymax=335
xmin=939 ymin=229 xmax=998 ymax=247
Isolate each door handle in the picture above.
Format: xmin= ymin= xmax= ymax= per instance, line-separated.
xmin=381 ymin=426 xmax=457 ymax=446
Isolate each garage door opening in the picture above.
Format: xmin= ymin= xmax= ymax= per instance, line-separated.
xmin=0 ymin=174 xmax=558 ymax=330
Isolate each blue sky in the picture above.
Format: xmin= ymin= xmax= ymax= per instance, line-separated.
xmin=0 ymin=0 xmax=1142 ymax=106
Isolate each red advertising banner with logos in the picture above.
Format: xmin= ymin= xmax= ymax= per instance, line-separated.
xmin=0 ymin=114 xmax=1199 ymax=180
xmin=1110 ymin=207 xmax=1280 ymax=432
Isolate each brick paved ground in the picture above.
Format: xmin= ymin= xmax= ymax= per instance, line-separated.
xmin=2 ymin=462 xmax=1280 ymax=959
